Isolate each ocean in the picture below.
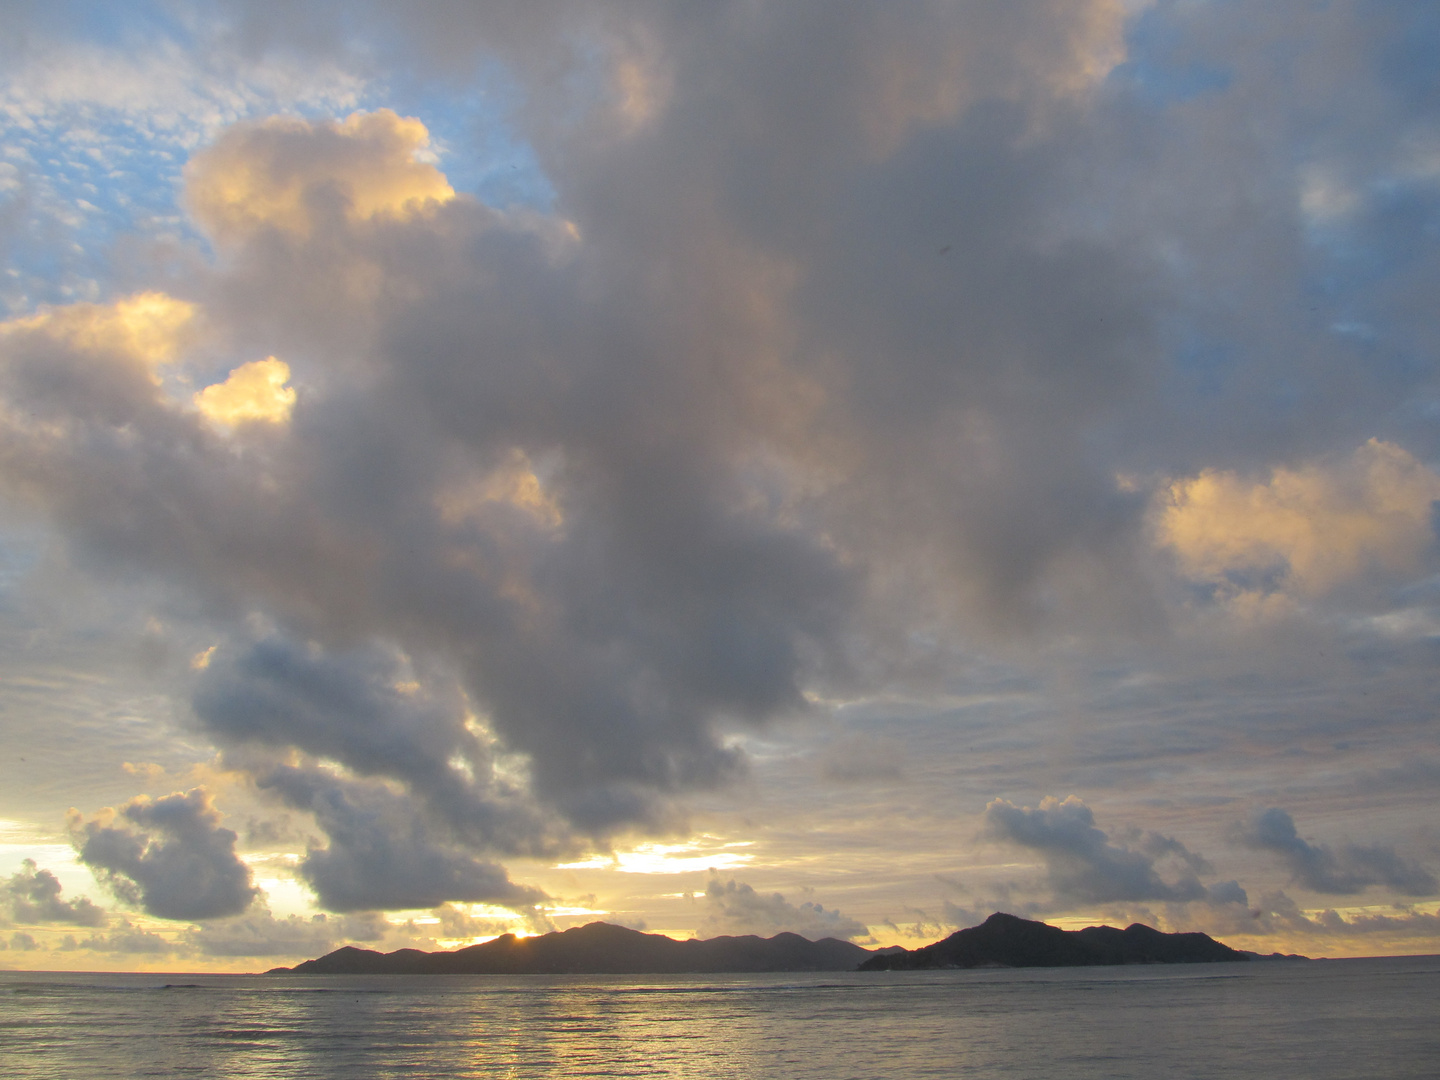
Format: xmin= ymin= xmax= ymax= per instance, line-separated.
xmin=3 ymin=956 xmax=1437 ymax=1078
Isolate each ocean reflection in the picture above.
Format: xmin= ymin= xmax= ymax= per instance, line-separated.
xmin=3 ymin=960 xmax=1439 ymax=1079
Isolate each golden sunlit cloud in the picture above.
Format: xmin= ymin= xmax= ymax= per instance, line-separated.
xmin=194 ymin=357 xmax=297 ymax=426
xmin=0 ymin=292 xmax=198 ymax=372
xmin=184 ymin=108 xmax=455 ymax=243
xmin=1157 ymin=439 xmax=1440 ymax=598
xmin=435 ymin=449 xmax=564 ymax=529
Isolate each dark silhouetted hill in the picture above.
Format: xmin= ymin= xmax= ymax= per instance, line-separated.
xmin=270 ymin=914 xmax=1264 ymax=975
xmin=860 ymin=912 xmax=1252 ymax=970
xmin=269 ymin=921 xmax=873 ymax=974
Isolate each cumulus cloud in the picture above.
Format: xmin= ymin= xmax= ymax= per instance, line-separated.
xmin=194 ymin=357 xmax=296 ymax=426
xmin=183 ymin=109 xmax=454 ymax=243
xmin=1 ymin=860 xmax=107 ymax=927
xmin=0 ymin=5 xmax=1182 ymax=862
xmin=193 ymin=634 xmax=559 ymax=856
xmin=68 ymin=788 xmax=260 ymax=920
xmin=696 ymin=876 xmax=868 ymax=941
xmin=254 ymin=762 xmax=548 ymax=913
xmin=0 ymin=292 xmax=200 ymax=440
xmin=0 ymin=5 xmax=1250 ymax=884
xmin=1239 ymin=808 xmax=1437 ymax=897
xmin=985 ymin=796 xmax=1246 ymax=907
xmin=1158 ymin=440 xmax=1440 ymax=601
xmin=0 ymin=293 xmax=198 ymax=370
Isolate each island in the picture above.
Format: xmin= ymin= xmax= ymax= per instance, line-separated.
xmin=860 ymin=912 xmax=1250 ymax=970
xmin=269 ymin=920 xmax=873 ymax=974
xmin=269 ymin=912 xmax=1259 ymax=974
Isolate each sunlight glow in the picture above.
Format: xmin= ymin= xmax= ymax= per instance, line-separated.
xmin=557 ymin=840 xmax=755 ymax=875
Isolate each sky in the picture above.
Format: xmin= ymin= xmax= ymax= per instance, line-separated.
xmin=1 ymin=0 xmax=1439 ymax=971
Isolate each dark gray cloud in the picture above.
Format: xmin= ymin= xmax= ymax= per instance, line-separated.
xmin=69 ymin=788 xmax=260 ymax=920
xmin=696 ymin=876 xmax=867 ymax=941
xmin=1239 ymin=808 xmax=1437 ymax=897
xmin=1 ymin=859 xmax=107 ymax=927
xmin=194 ymin=634 xmax=560 ymax=855
xmin=985 ymin=796 xmax=1246 ymax=907
xmin=254 ymin=762 xmax=549 ymax=912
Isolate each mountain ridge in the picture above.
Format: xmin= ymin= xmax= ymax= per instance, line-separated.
xmin=268 ymin=913 xmax=1261 ymax=974
xmin=269 ymin=920 xmax=873 ymax=974
xmin=860 ymin=912 xmax=1251 ymax=970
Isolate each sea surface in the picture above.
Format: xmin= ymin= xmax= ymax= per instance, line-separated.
xmin=3 ymin=955 xmax=1437 ymax=1079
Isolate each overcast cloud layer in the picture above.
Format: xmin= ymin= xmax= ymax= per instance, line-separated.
xmin=1 ymin=1 xmax=1438 ymax=966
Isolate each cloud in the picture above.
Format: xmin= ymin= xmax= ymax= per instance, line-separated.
xmin=66 ymin=920 xmax=176 ymax=955
xmin=4 ymin=2 xmax=1440 ymax=939
xmin=183 ymin=908 xmax=387 ymax=958
xmin=817 ymin=733 xmax=904 ymax=784
xmin=194 ymin=357 xmax=296 ymax=426
xmin=1213 ymin=892 xmax=1440 ymax=952
xmin=984 ymin=796 xmax=1246 ymax=907
xmin=696 ymin=876 xmax=868 ymax=941
xmin=183 ymin=109 xmax=454 ymax=244
xmin=0 ymin=293 xmax=198 ymax=370
xmin=0 ymin=26 xmax=365 ymax=134
xmin=68 ymin=788 xmax=260 ymax=920
xmin=193 ymin=634 xmax=560 ymax=856
xmin=1158 ymin=440 xmax=1440 ymax=601
xmin=0 ymin=6 xmax=1192 ymax=878
xmin=1 ymin=859 xmax=107 ymax=927
xmin=253 ymin=762 xmax=549 ymax=913
xmin=1239 ymin=808 xmax=1437 ymax=897
xmin=0 ymin=293 xmax=202 ymax=439
xmin=428 ymin=901 xmax=518 ymax=941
